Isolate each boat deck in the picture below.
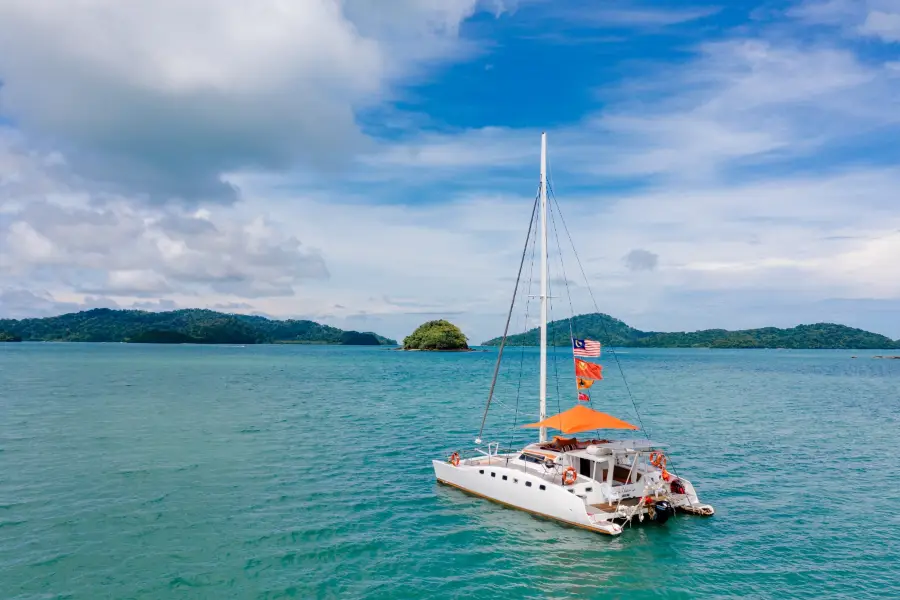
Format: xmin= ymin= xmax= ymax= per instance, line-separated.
xmin=589 ymin=498 xmax=641 ymax=512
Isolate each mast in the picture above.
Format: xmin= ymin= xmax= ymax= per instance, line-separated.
xmin=539 ymin=132 xmax=548 ymax=443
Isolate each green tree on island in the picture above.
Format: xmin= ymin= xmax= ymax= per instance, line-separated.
xmin=403 ymin=320 xmax=469 ymax=350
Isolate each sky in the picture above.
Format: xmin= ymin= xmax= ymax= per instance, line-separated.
xmin=1 ymin=0 xmax=899 ymax=342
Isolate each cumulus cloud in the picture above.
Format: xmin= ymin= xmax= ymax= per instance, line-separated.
xmin=0 ymin=133 xmax=328 ymax=301
xmin=0 ymin=0 xmax=499 ymax=202
xmin=0 ymin=288 xmax=120 ymax=319
xmin=623 ymin=249 xmax=659 ymax=271
xmin=0 ymin=199 xmax=328 ymax=298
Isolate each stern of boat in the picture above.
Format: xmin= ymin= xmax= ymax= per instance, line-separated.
xmin=667 ymin=476 xmax=715 ymax=516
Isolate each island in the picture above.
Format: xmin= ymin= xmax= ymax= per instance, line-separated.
xmin=0 ymin=308 xmax=397 ymax=345
xmin=0 ymin=331 xmax=22 ymax=342
xmin=403 ymin=320 xmax=470 ymax=351
xmin=482 ymin=313 xmax=900 ymax=350
xmin=339 ymin=331 xmax=382 ymax=346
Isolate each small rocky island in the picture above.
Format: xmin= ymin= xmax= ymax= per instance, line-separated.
xmin=402 ymin=320 xmax=470 ymax=351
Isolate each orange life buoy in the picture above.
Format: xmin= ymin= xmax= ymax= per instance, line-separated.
xmin=562 ymin=466 xmax=577 ymax=485
xmin=449 ymin=452 xmax=460 ymax=467
xmin=649 ymin=452 xmax=668 ymax=469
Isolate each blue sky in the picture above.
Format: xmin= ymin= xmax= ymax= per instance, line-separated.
xmin=0 ymin=0 xmax=899 ymax=341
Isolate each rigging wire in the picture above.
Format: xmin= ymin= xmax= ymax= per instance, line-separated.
xmin=477 ymin=188 xmax=540 ymax=443
xmin=545 ymin=177 xmax=652 ymax=440
xmin=547 ymin=196 xmax=581 ymax=400
xmin=548 ymin=193 xmax=607 ymax=438
xmin=547 ymin=260 xmax=564 ymax=422
xmin=506 ymin=195 xmax=540 ymax=454
xmin=548 ymin=177 xmax=694 ymax=493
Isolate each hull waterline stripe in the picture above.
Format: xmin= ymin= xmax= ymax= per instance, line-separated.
xmin=436 ymin=478 xmax=618 ymax=536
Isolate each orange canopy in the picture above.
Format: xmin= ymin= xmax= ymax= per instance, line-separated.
xmin=522 ymin=404 xmax=638 ymax=434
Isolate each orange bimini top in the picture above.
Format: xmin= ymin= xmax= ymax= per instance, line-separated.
xmin=523 ymin=404 xmax=638 ymax=434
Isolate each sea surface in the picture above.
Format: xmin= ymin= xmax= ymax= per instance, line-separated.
xmin=1 ymin=343 xmax=898 ymax=599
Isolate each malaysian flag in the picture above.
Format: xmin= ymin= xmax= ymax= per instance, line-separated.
xmin=572 ymin=338 xmax=601 ymax=357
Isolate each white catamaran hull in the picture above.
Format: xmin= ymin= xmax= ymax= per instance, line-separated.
xmin=433 ymin=460 xmax=624 ymax=535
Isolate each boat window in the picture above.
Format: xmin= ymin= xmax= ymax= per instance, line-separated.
xmin=585 ymin=487 xmax=593 ymax=492
xmin=491 ymin=472 xmax=496 ymax=477
xmin=518 ymin=453 xmax=545 ymax=464
xmin=526 ymin=481 xmax=532 ymax=487
xmin=513 ymin=478 xmax=519 ymax=483
xmin=612 ymin=465 xmax=633 ymax=484
xmin=579 ymin=458 xmax=592 ymax=478
xmin=479 ymin=470 xmax=484 ymax=475
xmin=502 ymin=475 xmax=507 ymax=480
xmin=539 ymin=484 xmax=546 ymax=490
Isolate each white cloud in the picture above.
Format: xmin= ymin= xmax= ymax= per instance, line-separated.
xmin=0 ymin=0 xmax=500 ymax=201
xmin=3 ymin=154 xmax=900 ymax=340
xmin=581 ymin=6 xmax=720 ymax=27
xmin=860 ymin=9 xmax=900 ymax=41
xmin=0 ymin=133 xmax=328 ymax=302
xmin=225 ymin=163 xmax=900 ymax=340
xmin=546 ymin=3 xmax=720 ymax=28
xmin=349 ymin=36 xmax=899 ymax=188
xmin=1 ymin=3 xmax=899 ymax=343
xmin=791 ymin=0 xmax=900 ymax=43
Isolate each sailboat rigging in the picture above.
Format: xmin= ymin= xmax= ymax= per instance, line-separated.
xmin=432 ymin=133 xmax=714 ymax=535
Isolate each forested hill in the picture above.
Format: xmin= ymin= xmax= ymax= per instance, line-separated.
xmin=0 ymin=308 xmax=397 ymax=345
xmin=482 ymin=313 xmax=900 ymax=350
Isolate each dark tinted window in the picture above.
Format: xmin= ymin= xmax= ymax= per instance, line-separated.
xmin=518 ymin=453 xmax=545 ymax=464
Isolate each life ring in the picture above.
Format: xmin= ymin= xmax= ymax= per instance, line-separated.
xmin=449 ymin=452 xmax=460 ymax=467
xmin=562 ymin=466 xmax=577 ymax=485
xmin=649 ymin=451 xmax=667 ymax=469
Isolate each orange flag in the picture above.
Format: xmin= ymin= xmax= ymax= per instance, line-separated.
xmin=575 ymin=359 xmax=602 ymax=380
xmin=577 ymin=377 xmax=594 ymax=389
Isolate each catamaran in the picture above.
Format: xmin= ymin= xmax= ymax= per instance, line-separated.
xmin=432 ymin=133 xmax=714 ymax=536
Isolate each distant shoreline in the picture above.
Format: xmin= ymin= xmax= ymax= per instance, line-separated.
xmin=0 ymin=308 xmax=397 ymax=346
xmin=5 ymin=341 xmax=899 ymax=355
xmin=482 ymin=313 xmax=899 ymax=350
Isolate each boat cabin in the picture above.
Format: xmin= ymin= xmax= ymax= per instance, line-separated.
xmin=513 ymin=436 xmax=668 ymax=508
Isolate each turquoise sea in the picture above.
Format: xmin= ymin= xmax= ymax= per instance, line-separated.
xmin=1 ymin=343 xmax=898 ymax=599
